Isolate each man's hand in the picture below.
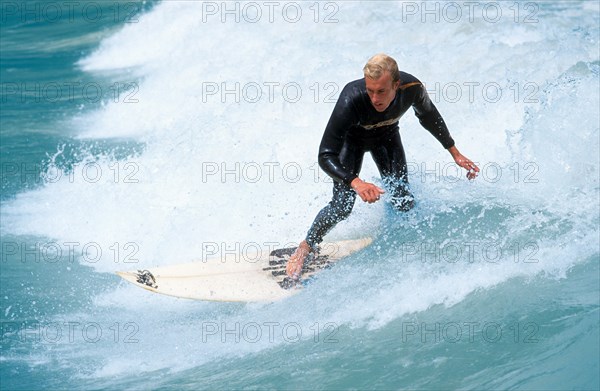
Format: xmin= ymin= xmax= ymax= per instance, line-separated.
xmin=448 ymin=146 xmax=479 ymax=180
xmin=350 ymin=177 xmax=385 ymax=203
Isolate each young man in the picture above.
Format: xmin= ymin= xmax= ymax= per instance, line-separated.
xmin=286 ymin=54 xmax=479 ymax=280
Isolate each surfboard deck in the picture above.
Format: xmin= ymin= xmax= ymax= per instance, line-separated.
xmin=116 ymin=237 xmax=372 ymax=302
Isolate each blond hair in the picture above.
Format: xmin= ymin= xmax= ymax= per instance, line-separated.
xmin=363 ymin=53 xmax=401 ymax=83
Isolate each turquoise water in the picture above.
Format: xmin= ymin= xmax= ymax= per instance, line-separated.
xmin=1 ymin=1 xmax=599 ymax=390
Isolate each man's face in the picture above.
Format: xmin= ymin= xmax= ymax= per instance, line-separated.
xmin=365 ymin=71 xmax=400 ymax=112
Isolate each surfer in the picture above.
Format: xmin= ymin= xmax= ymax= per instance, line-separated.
xmin=286 ymin=53 xmax=480 ymax=280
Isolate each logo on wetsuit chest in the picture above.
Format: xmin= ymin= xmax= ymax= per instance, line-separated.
xmin=360 ymin=116 xmax=401 ymax=130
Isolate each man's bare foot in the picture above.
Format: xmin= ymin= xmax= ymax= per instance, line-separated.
xmin=286 ymin=240 xmax=312 ymax=280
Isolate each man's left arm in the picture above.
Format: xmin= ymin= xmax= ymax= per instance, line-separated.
xmin=412 ymin=84 xmax=480 ymax=180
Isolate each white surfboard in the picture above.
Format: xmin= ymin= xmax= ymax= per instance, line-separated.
xmin=116 ymin=238 xmax=372 ymax=302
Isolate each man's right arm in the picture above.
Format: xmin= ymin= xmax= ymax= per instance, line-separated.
xmin=317 ymin=89 xmax=360 ymax=185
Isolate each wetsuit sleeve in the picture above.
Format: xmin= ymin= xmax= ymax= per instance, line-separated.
xmin=412 ymin=84 xmax=455 ymax=149
xmin=318 ymin=89 xmax=360 ymax=185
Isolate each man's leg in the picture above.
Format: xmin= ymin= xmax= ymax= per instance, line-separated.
xmin=370 ymin=131 xmax=414 ymax=212
xmin=286 ymin=141 xmax=363 ymax=279
xmin=305 ymin=180 xmax=358 ymax=249
xmin=286 ymin=182 xmax=357 ymax=280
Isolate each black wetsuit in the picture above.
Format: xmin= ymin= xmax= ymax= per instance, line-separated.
xmin=305 ymin=72 xmax=455 ymax=249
